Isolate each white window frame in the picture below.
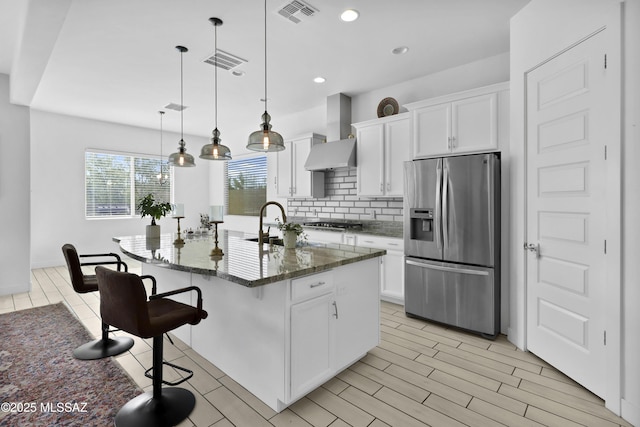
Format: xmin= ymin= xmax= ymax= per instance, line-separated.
xmin=85 ymin=149 xmax=173 ymax=219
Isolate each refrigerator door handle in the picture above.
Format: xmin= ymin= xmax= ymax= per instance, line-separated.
xmin=442 ymin=159 xmax=449 ymax=249
xmin=435 ymin=159 xmax=443 ymax=249
xmin=406 ymin=259 xmax=489 ymax=276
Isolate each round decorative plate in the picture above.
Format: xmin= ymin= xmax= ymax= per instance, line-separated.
xmin=377 ymin=97 xmax=399 ymax=118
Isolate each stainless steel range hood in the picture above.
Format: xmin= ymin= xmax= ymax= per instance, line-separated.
xmin=304 ymin=93 xmax=356 ymax=171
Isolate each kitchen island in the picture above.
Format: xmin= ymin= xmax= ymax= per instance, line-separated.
xmin=114 ymin=231 xmax=385 ymax=412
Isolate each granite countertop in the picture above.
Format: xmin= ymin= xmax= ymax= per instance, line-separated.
xmin=113 ymin=230 xmax=385 ymax=288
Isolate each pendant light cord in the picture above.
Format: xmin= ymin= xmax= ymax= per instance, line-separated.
xmin=214 ymin=22 xmax=218 ymax=131
xmin=180 ymin=48 xmax=184 ymax=142
xmin=264 ymin=0 xmax=268 ymax=113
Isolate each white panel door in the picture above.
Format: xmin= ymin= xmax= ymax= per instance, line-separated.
xmin=525 ymin=30 xmax=608 ymax=398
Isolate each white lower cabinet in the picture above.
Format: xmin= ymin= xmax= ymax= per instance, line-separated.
xmin=290 ymin=292 xmax=335 ymax=398
xmin=333 ymin=261 xmax=380 ymax=368
xmin=355 ymin=235 xmax=404 ymax=304
xmin=288 ymin=260 xmax=379 ymax=402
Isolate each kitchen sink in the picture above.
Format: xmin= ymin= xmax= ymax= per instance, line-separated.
xmin=245 ymin=237 xmax=284 ymax=246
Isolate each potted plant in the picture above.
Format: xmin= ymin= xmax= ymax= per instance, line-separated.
xmin=137 ymin=194 xmax=172 ymax=239
xmin=275 ymin=217 xmax=306 ymax=249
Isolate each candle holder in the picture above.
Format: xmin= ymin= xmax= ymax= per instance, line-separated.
xmin=173 ymin=216 xmax=185 ymax=247
xmin=209 ymin=220 xmax=224 ymax=257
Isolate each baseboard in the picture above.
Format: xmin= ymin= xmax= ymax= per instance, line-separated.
xmin=380 ymin=295 xmax=404 ymax=306
xmin=621 ymin=398 xmax=639 ymax=427
xmin=0 ymin=281 xmax=32 ymax=297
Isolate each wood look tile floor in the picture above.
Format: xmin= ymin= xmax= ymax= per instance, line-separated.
xmin=1 ymin=264 xmax=633 ymax=427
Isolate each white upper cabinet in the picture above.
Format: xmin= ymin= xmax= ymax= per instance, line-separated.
xmin=406 ymin=82 xmax=508 ymax=158
xmin=353 ymin=113 xmax=410 ymax=197
xmin=275 ymin=133 xmax=325 ymax=198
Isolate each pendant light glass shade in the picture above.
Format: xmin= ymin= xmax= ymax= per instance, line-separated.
xmin=247 ymin=0 xmax=285 ymax=152
xmin=201 ymin=17 xmax=232 ymax=161
xmin=200 ymin=128 xmax=232 ymax=160
xmin=246 ymin=111 xmax=284 ymax=151
xmin=168 ymin=45 xmax=195 ymax=167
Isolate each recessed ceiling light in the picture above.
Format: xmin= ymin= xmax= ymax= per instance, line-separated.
xmin=391 ymin=46 xmax=409 ymax=55
xmin=340 ymin=9 xmax=359 ymax=22
xmin=232 ymin=70 xmax=245 ymax=77
xmin=313 ymin=76 xmax=326 ymax=83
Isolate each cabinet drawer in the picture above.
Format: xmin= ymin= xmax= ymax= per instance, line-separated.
xmin=357 ymin=236 xmax=403 ymax=251
xmin=291 ymin=271 xmax=334 ymax=303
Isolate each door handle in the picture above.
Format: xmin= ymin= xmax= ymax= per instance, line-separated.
xmin=309 ymin=281 xmax=326 ymax=288
xmin=442 ymin=161 xmax=449 ymax=249
xmin=406 ymin=259 xmax=489 ymax=276
xmin=435 ymin=159 xmax=442 ymax=249
xmin=332 ymin=301 xmax=339 ymax=319
xmin=524 ymin=242 xmax=540 ymax=258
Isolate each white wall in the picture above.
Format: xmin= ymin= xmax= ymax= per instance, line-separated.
xmin=30 ymin=110 xmax=212 ymax=268
xmin=622 ymin=0 xmax=640 ymax=424
xmin=0 ymin=73 xmax=30 ymax=296
xmin=510 ymin=0 xmax=638 ymax=423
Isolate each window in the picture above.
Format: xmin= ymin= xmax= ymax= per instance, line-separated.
xmin=85 ymin=151 xmax=171 ymax=218
xmin=226 ymin=155 xmax=267 ymax=216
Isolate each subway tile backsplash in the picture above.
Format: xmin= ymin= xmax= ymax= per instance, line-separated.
xmin=287 ymin=167 xmax=403 ymax=222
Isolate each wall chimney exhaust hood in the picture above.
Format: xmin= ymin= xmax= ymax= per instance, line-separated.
xmin=304 ymin=93 xmax=356 ymax=171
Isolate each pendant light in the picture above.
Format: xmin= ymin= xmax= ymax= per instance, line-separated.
xmin=200 ymin=17 xmax=232 ymax=161
xmin=157 ymin=110 xmax=169 ymax=184
xmin=246 ymin=0 xmax=285 ymax=152
xmin=168 ymin=45 xmax=196 ymax=167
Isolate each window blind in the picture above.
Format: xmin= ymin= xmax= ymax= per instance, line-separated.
xmin=226 ymin=155 xmax=267 ymax=216
xmin=85 ymin=151 xmax=171 ymax=218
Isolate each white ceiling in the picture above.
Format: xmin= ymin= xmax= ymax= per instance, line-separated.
xmin=1 ymin=0 xmax=530 ymax=147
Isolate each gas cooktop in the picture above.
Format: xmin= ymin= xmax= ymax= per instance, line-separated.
xmin=302 ymin=221 xmax=363 ymax=231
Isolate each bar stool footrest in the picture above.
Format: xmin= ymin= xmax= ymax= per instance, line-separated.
xmin=144 ymin=361 xmax=193 ymax=386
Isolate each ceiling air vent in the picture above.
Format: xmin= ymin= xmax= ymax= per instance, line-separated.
xmin=164 ymin=103 xmax=187 ymax=112
xmin=203 ymin=49 xmax=248 ymax=71
xmin=276 ymin=0 xmax=318 ymax=24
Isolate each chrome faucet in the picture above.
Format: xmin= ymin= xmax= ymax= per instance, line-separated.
xmin=258 ymin=201 xmax=287 ymax=245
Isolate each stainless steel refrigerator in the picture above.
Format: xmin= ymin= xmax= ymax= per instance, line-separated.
xmin=403 ymin=153 xmax=500 ymax=337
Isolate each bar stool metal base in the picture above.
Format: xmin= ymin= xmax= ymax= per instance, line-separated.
xmin=115 ymin=387 xmax=195 ymax=427
xmin=72 ymin=336 xmax=134 ymax=360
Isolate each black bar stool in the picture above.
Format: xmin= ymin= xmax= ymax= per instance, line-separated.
xmin=61 ymin=243 xmax=134 ymax=359
xmin=95 ymin=266 xmax=208 ymax=427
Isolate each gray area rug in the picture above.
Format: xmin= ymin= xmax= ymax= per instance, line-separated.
xmin=0 ymin=303 xmax=141 ymax=426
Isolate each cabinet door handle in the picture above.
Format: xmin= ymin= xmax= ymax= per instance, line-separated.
xmin=447 ymin=136 xmax=452 ymax=150
xmin=379 ymin=183 xmax=383 ymax=192
xmin=309 ymin=281 xmax=326 ymax=288
xmin=332 ymin=301 xmax=339 ymax=319
xmin=388 ymin=243 xmax=399 ymax=246
xmin=387 ymin=182 xmax=390 ymax=191
xmin=451 ymin=136 xmax=456 ymax=149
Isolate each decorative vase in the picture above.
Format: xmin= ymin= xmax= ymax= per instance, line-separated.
xmin=283 ymin=230 xmax=298 ymax=249
xmin=146 ymin=224 xmax=160 ymax=240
